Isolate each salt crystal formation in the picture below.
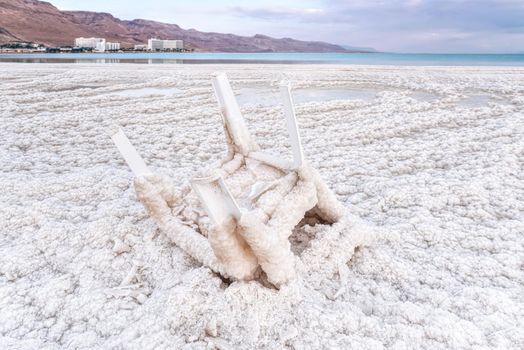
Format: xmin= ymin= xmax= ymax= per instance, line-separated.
xmin=3 ymin=64 xmax=523 ymax=348
xmin=113 ymin=73 xmax=366 ymax=287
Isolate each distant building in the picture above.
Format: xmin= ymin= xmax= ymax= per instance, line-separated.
xmin=1 ymin=41 xmax=41 ymax=49
xmin=134 ymin=44 xmax=147 ymax=51
xmin=74 ymin=37 xmax=106 ymax=52
xmin=105 ymin=42 xmax=120 ymax=51
xmin=147 ymin=38 xmax=183 ymax=51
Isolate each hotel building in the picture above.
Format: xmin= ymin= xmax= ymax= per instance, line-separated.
xmin=74 ymin=37 xmax=106 ymax=52
xmin=147 ymin=39 xmax=184 ymax=51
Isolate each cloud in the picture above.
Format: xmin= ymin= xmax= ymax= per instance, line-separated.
xmin=322 ymin=0 xmax=524 ymax=30
xmin=274 ymin=0 xmax=524 ymax=52
xmin=232 ymin=6 xmax=326 ymax=21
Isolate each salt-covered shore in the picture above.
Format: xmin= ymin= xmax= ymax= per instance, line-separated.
xmin=0 ymin=63 xmax=523 ymax=349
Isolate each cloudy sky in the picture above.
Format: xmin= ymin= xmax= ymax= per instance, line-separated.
xmin=51 ymin=0 xmax=524 ymax=53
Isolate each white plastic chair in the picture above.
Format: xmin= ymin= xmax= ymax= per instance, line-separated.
xmin=111 ymin=73 xmax=346 ymax=287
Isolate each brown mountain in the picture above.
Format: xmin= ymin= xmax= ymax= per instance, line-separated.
xmin=0 ymin=0 xmax=358 ymax=52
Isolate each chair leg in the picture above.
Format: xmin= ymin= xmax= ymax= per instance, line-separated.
xmin=248 ymin=84 xmax=305 ymax=171
xmin=279 ymin=84 xmax=305 ymax=169
xmin=191 ymin=173 xmax=259 ymax=280
xmin=191 ymin=172 xmax=242 ymax=224
xmin=110 ymin=126 xmax=151 ymax=177
xmin=212 ymin=72 xmax=259 ymax=155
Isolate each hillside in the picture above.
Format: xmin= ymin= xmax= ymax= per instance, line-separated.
xmin=0 ymin=0 xmax=361 ymax=52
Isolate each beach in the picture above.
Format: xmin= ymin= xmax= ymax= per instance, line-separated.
xmin=0 ymin=63 xmax=523 ymax=349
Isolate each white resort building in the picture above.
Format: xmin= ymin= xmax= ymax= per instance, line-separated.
xmin=134 ymin=44 xmax=147 ymax=51
xmin=105 ymin=42 xmax=120 ymax=51
xmin=147 ymin=38 xmax=184 ymax=51
xmin=74 ymin=37 xmax=107 ymax=52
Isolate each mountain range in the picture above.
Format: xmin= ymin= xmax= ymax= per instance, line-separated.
xmin=0 ymin=0 xmax=368 ymax=52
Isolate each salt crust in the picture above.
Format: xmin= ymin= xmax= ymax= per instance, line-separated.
xmin=0 ymin=63 xmax=523 ymax=349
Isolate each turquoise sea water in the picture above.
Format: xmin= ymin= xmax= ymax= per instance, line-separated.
xmin=1 ymin=52 xmax=524 ymax=66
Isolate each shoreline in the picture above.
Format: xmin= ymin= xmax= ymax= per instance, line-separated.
xmin=1 ymin=52 xmax=524 ymax=66
xmin=2 ymin=62 xmax=524 ymax=70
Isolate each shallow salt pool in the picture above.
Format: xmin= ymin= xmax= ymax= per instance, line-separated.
xmin=97 ymin=85 xmax=512 ymax=110
xmin=235 ymin=87 xmax=379 ymax=106
xmin=236 ymin=86 xmax=447 ymax=106
xmin=411 ymin=91 xmax=439 ymax=102
xmin=110 ymin=87 xmax=182 ymax=97
xmin=457 ymin=94 xmax=512 ymax=107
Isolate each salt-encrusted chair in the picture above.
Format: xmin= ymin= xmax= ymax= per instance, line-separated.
xmin=111 ymin=73 xmax=347 ymax=287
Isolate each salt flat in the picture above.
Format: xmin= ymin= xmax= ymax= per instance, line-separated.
xmin=0 ymin=63 xmax=523 ymax=349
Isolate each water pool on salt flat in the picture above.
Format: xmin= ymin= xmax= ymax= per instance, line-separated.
xmin=457 ymin=94 xmax=512 ymax=107
xmin=107 ymin=87 xmax=510 ymax=108
xmin=48 ymin=85 xmax=106 ymax=92
xmin=235 ymin=87 xmax=379 ymax=106
xmin=411 ymin=91 xmax=439 ymax=102
xmin=293 ymin=88 xmax=378 ymax=103
xmin=110 ymin=87 xmax=182 ymax=97
xmin=236 ymin=87 xmax=444 ymax=106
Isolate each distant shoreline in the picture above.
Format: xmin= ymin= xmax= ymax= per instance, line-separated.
xmin=1 ymin=52 xmax=523 ymax=66
xmin=0 ymin=51 xmax=376 ymax=55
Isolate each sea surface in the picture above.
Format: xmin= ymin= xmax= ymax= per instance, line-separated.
xmin=1 ymin=52 xmax=524 ymax=66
